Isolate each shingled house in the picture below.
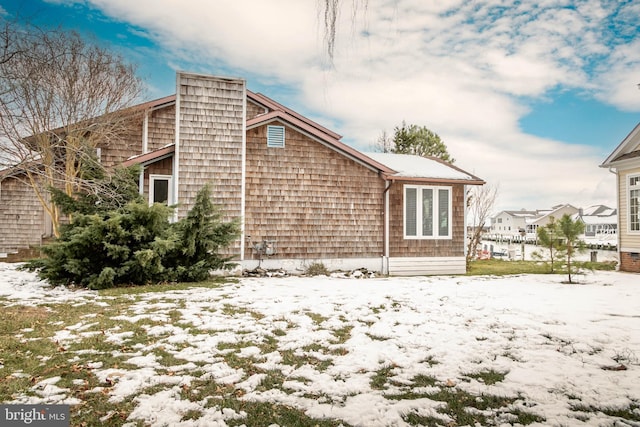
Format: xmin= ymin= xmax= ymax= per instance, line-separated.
xmin=0 ymin=72 xmax=484 ymax=275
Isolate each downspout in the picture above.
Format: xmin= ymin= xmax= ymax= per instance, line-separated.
xmin=464 ymin=185 xmax=468 ymax=259
xmin=382 ymin=177 xmax=393 ymax=275
xmin=608 ymin=167 xmax=621 ymax=267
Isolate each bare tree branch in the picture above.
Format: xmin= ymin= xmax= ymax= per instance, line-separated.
xmin=466 ymin=184 xmax=499 ymax=263
xmin=0 ymin=18 xmax=143 ymax=236
xmin=319 ymin=0 xmax=368 ymax=64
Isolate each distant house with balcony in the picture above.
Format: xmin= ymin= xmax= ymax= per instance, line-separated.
xmin=573 ymin=205 xmax=617 ymax=247
xmin=489 ymin=205 xmax=579 ymax=242
xmin=489 ymin=209 xmax=537 ymax=242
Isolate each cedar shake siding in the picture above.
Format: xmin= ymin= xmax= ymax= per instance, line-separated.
xmin=0 ymin=176 xmax=46 ymax=252
xmin=176 ymin=73 xmax=245 ymax=257
xmin=142 ymin=157 xmax=173 ymax=202
xmin=99 ymin=116 xmax=144 ymax=169
xmin=176 ymin=73 xmax=245 ymax=218
xmin=244 ymin=122 xmax=385 ymax=261
xmin=247 ymin=99 xmax=267 ymax=120
xmin=147 ymin=105 xmax=176 ymax=152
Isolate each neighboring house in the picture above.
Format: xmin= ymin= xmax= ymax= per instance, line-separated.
xmin=489 ymin=209 xmax=537 ymax=241
xmin=489 ymin=204 xmax=580 ymax=242
xmin=573 ymin=205 xmax=617 ymax=246
xmin=525 ymin=204 xmax=580 ymax=239
xmin=0 ymin=72 xmax=484 ymax=275
xmin=600 ymin=122 xmax=640 ymax=273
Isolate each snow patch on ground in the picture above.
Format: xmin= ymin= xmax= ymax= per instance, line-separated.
xmin=1 ymin=263 xmax=639 ymax=426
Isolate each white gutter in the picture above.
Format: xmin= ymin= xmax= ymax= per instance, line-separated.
xmin=464 ymin=185 xmax=468 ymax=258
xmin=609 ymin=167 xmax=622 ymax=263
xmin=382 ymin=179 xmax=392 ymax=274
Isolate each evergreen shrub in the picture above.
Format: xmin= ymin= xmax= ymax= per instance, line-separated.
xmin=25 ymin=184 xmax=239 ymax=289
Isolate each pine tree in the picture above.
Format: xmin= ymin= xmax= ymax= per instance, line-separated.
xmin=28 ymin=202 xmax=174 ymax=289
xmin=536 ymin=216 xmax=563 ymax=273
xmin=390 ymin=121 xmax=455 ymax=163
xmin=557 ymin=214 xmax=586 ymax=283
xmin=166 ymin=184 xmax=240 ymax=282
xmin=26 ymin=182 xmax=239 ymax=289
xmin=50 ymin=164 xmax=142 ymax=216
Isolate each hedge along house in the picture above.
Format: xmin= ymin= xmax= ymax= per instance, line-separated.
xmin=2 ymin=72 xmax=484 ymax=274
xmin=601 ymin=122 xmax=640 ymax=273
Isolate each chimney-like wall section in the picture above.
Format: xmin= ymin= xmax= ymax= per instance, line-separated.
xmin=175 ymin=72 xmax=246 ymax=258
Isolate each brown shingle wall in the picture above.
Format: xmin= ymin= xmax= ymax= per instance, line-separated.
xmin=100 ymin=115 xmax=144 ymax=169
xmin=247 ymin=100 xmax=267 ymax=120
xmin=147 ymin=105 xmax=176 ymax=151
xmin=244 ymin=122 xmax=384 ymax=260
xmin=0 ymin=176 xmax=45 ymax=252
xmin=142 ymin=157 xmax=173 ymax=201
xmin=388 ymin=181 xmax=465 ymax=257
xmin=177 ymin=74 xmax=245 ymax=256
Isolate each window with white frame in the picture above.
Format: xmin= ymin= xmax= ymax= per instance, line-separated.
xmin=629 ymin=174 xmax=640 ymax=232
xmin=404 ymin=185 xmax=452 ymax=239
xmin=149 ymin=174 xmax=172 ymax=206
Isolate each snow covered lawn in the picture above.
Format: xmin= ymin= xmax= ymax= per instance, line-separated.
xmin=1 ymin=262 xmax=639 ymax=426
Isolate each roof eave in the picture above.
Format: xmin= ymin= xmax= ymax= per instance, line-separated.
xmin=247 ymin=90 xmax=343 ymax=140
xmin=122 ymin=144 xmax=175 ymax=167
xmin=384 ymin=175 xmax=485 ymax=185
xmin=601 ymin=156 xmax=640 ymax=171
xmin=601 ymin=121 xmax=640 ymax=167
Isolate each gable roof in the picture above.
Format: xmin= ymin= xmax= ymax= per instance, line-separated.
xmin=601 ymin=122 xmax=640 ymax=168
xmin=247 ymin=110 xmax=483 ymax=185
xmin=14 ymin=86 xmax=483 ymax=186
xmin=528 ymin=204 xmax=578 ymax=225
xmin=247 ymin=91 xmax=342 ymax=141
xmin=498 ymin=210 xmax=537 ymax=218
xmin=582 ymin=204 xmax=616 ymax=216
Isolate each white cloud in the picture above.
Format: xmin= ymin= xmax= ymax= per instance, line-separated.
xmin=595 ymin=39 xmax=640 ymax=111
xmin=89 ymin=0 xmax=318 ymax=79
xmin=82 ymin=0 xmax=634 ymax=212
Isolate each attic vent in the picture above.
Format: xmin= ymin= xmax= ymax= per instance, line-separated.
xmin=267 ymin=125 xmax=285 ymax=148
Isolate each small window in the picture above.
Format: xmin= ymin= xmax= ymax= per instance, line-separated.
xmin=404 ymin=185 xmax=452 ymax=239
xmin=149 ymin=175 xmax=172 ymax=206
xmin=267 ymin=125 xmax=285 ymax=148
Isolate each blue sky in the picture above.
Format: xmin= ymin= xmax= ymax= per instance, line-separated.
xmin=2 ymin=0 xmax=639 ymax=212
